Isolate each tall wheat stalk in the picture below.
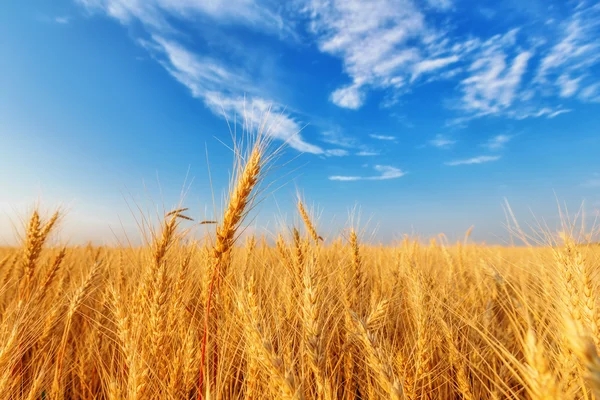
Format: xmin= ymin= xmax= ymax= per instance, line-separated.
xmin=198 ymin=130 xmax=268 ymax=398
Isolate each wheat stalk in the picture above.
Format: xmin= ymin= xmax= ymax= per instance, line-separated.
xmin=199 ymin=134 xmax=267 ymax=398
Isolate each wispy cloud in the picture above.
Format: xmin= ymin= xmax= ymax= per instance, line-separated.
xmin=356 ymin=150 xmax=380 ymax=156
xmin=324 ymin=149 xmax=349 ymax=157
xmin=303 ymin=0 xmax=600 ymax=123
xmin=482 ymin=134 xmax=512 ymax=151
xmin=456 ymin=3 xmax=600 ymax=119
xmin=412 ymin=55 xmax=459 ymax=82
xmin=536 ymin=4 xmax=600 ymax=90
xmin=204 ymin=93 xmax=325 ymax=154
xmin=330 ymin=85 xmax=364 ymax=110
xmin=320 ymin=129 xmax=357 ymax=148
xmin=76 ymin=1 xmax=365 ymax=155
xmin=580 ymin=83 xmax=600 ymax=103
xmin=548 ymin=108 xmax=573 ymax=118
xmin=510 ymin=107 xmax=572 ymax=120
xmin=76 ymin=0 xmax=292 ymax=36
xmin=459 ymin=30 xmax=532 ymax=116
xmin=305 ymin=0 xmax=432 ymax=109
xmin=303 ymin=0 xmax=536 ymax=116
xmin=73 ymin=0 xmax=600 ymax=185
xmin=449 ymin=104 xmax=572 ymax=126
xmin=445 ymin=155 xmax=501 ymax=166
xmin=329 ymin=165 xmax=406 ymax=181
xmin=428 ymin=134 xmax=456 ymax=149
xmin=147 ymin=36 xmax=326 ymax=154
xmin=55 ymin=16 xmax=71 ymax=24
xmin=369 ymin=134 xmax=396 ymax=141
xmin=557 ymin=74 xmax=582 ymax=97
xmin=328 ymin=175 xmax=362 ymax=181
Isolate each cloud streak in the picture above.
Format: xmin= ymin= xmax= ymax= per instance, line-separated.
xmin=356 ymin=150 xmax=380 ymax=156
xmin=428 ymin=134 xmax=456 ymax=149
xmin=482 ymin=134 xmax=512 ymax=151
xmin=55 ymin=16 xmax=71 ymax=24
xmin=412 ymin=55 xmax=459 ymax=81
xmin=369 ymin=134 xmax=396 ymax=141
xmin=148 ymin=36 xmax=327 ymax=154
xmin=76 ymin=0 xmax=293 ymax=36
xmin=445 ymin=155 xmax=501 ymax=166
xmin=329 ymin=165 xmax=405 ymax=181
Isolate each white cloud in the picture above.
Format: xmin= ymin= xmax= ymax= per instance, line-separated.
xmin=75 ymin=1 xmax=360 ymax=155
xmin=447 ymin=105 xmax=571 ymax=127
xmin=445 ymin=155 xmax=501 ymax=166
xmin=483 ymin=134 xmax=512 ymax=151
xmin=428 ymin=134 xmax=455 ymax=148
xmin=75 ymin=0 xmax=600 ymax=131
xmin=356 ymin=150 xmax=380 ymax=156
xmin=76 ymin=0 xmax=291 ymax=35
xmin=369 ymin=134 xmax=396 ymax=141
xmin=55 ymin=16 xmax=71 ymax=24
xmin=460 ymin=34 xmax=532 ymax=116
xmin=372 ymin=164 xmax=406 ymax=179
xmin=206 ymin=94 xmax=325 ymax=154
xmin=412 ymin=55 xmax=459 ymax=81
xmin=302 ymin=1 xmax=548 ymax=117
xmin=329 ymin=164 xmax=405 ymax=181
xmin=149 ymin=36 xmax=251 ymax=95
xmin=324 ymin=149 xmax=349 ymax=157
xmin=537 ymin=5 xmax=600 ymax=82
xmin=305 ymin=0 xmax=435 ymax=109
xmin=330 ymin=84 xmax=365 ymax=109
xmin=535 ymin=3 xmax=600 ymax=100
xmin=150 ymin=37 xmax=325 ymax=154
xmin=580 ymin=83 xmax=600 ymax=102
xmin=303 ymin=1 xmax=600 ymax=121
xmin=513 ymin=107 xmax=572 ymax=119
xmin=557 ymin=74 xmax=581 ymax=97
xmin=547 ymin=109 xmax=573 ymax=118
xmin=319 ymin=129 xmax=357 ymax=148
xmin=329 ymin=175 xmax=362 ymax=181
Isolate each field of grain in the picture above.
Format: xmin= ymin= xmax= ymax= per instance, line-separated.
xmin=2 ymin=134 xmax=600 ymax=399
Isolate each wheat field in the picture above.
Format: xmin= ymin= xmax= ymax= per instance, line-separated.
xmin=2 ymin=134 xmax=600 ymax=399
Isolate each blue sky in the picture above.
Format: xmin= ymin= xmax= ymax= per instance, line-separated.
xmin=1 ymin=0 xmax=600 ymax=244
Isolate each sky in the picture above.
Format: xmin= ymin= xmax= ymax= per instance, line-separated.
xmin=1 ymin=0 xmax=600 ymax=245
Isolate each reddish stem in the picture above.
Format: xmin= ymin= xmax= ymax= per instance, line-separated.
xmin=197 ymin=262 xmax=221 ymax=400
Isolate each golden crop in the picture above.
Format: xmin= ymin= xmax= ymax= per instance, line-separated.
xmin=1 ymin=133 xmax=599 ymax=399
